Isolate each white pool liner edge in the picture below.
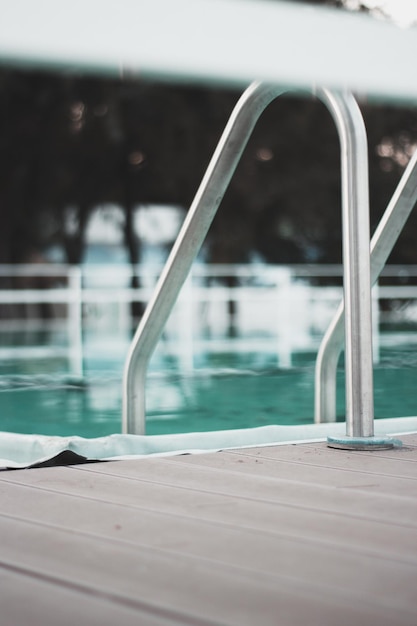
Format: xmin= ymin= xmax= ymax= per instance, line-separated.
xmin=1 ymin=416 xmax=417 ymax=469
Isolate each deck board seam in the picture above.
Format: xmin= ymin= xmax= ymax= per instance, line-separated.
xmin=10 ymin=460 xmax=412 ymax=501
xmin=226 ymin=450 xmax=417 ymax=480
xmin=2 ymin=495 xmax=416 ymax=568
xmin=3 ymin=466 xmax=416 ymax=529
xmin=1 ymin=526 xmax=415 ymax=620
xmin=73 ymin=455 xmax=417 ymax=493
xmin=70 ymin=463 xmax=417 ymax=516
xmin=0 ymin=559 xmax=216 ymax=626
xmin=131 ymin=456 xmax=417 ymax=501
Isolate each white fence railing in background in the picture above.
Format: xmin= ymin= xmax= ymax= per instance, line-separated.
xmin=1 ymin=263 xmax=417 ymax=376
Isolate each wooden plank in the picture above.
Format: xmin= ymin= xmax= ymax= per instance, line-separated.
xmin=0 ymin=507 xmax=415 ymax=626
xmin=170 ymin=450 xmax=416 ymax=498
xmin=1 ymin=477 xmax=417 ymax=583
xmin=6 ymin=454 xmax=416 ymax=527
xmin=1 ymin=437 xmax=417 ymax=626
xmin=228 ymin=442 xmax=417 ymax=477
xmin=396 ymin=433 xmax=417 ymax=447
xmin=2 ymin=468 xmax=417 ymax=565
xmin=0 ymin=564 xmax=175 ymax=626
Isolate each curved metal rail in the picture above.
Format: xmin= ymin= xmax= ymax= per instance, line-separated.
xmin=315 ymin=147 xmax=417 ymax=424
xmin=123 ymin=82 xmax=285 ymax=434
xmin=123 ymin=82 xmax=374 ymax=445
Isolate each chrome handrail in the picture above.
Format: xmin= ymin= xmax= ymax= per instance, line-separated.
xmin=123 ymin=82 xmax=377 ymax=449
xmin=123 ymin=82 xmax=285 ymax=434
xmin=315 ymin=147 xmax=417 ymax=424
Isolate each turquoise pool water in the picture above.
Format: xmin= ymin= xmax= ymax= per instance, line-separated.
xmin=1 ymin=343 xmax=416 ymax=438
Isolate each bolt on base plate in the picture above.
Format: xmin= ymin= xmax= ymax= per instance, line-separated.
xmin=327 ymin=436 xmax=401 ymax=451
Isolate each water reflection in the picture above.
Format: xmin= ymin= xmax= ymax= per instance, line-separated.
xmin=1 ymin=340 xmax=417 ymax=438
xmin=1 ymin=266 xmax=417 ymax=436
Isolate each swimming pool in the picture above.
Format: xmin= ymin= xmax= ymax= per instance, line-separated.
xmin=1 ymin=338 xmax=416 ymax=438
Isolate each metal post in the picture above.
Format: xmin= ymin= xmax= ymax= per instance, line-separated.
xmin=318 ymin=90 xmax=389 ymax=449
xmin=315 ymin=147 xmax=417 ymax=431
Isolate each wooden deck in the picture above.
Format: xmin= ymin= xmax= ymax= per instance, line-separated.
xmin=1 ymin=434 xmax=416 ymax=626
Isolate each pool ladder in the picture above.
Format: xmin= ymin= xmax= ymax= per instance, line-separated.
xmin=123 ymin=82 xmax=417 ymax=449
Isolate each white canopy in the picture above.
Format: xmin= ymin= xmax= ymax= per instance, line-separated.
xmin=0 ymin=0 xmax=416 ymax=101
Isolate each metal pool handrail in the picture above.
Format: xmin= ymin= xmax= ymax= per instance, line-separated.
xmin=123 ymin=81 xmax=376 ymax=449
xmin=315 ymin=147 xmax=417 ymax=425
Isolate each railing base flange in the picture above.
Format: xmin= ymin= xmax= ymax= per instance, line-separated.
xmin=327 ymin=435 xmax=401 ymax=451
